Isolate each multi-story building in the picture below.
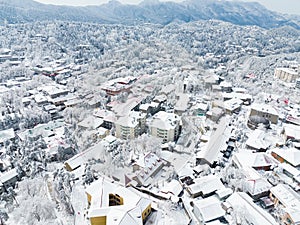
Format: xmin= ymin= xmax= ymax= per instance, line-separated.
xmin=115 ymin=111 xmax=146 ymax=139
xmin=274 ymin=67 xmax=299 ymax=83
xmin=86 ymin=177 xmax=152 ymax=225
xmin=149 ymin=111 xmax=181 ymax=143
xmin=249 ymin=103 xmax=279 ymax=124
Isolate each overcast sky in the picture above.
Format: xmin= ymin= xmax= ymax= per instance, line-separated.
xmin=34 ymin=0 xmax=300 ymax=15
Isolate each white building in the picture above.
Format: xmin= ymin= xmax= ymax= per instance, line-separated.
xmin=274 ymin=67 xmax=299 ymax=83
xmin=115 ymin=111 xmax=146 ymax=139
xmin=149 ymin=111 xmax=181 ymax=143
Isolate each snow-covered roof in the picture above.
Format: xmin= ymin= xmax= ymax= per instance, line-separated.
xmin=193 ymin=196 xmax=225 ymax=223
xmin=78 ymin=116 xmax=103 ymax=130
xmin=160 ymin=84 xmax=175 ymax=95
xmin=135 ymin=152 xmax=164 ymax=184
xmin=34 ymin=93 xmax=48 ymax=104
xmin=187 ymin=175 xmax=225 ymax=197
xmin=286 ymin=207 xmax=300 ymax=224
xmin=271 ymin=148 xmax=300 ymax=167
xmin=97 ymin=127 xmax=109 ymax=136
xmin=149 ymin=111 xmax=181 ymax=130
xmin=204 ymin=74 xmax=219 ymax=83
xmin=17 ymin=119 xmax=64 ymax=141
xmin=215 ymin=188 xmax=233 ymax=200
xmin=174 ymin=93 xmax=190 ymax=112
xmin=197 ymin=117 xmax=231 ymax=165
xmin=223 ymin=98 xmax=243 ymax=111
xmin=192 ymin=102 xmax=208 ymax=111
xmin=232 ymin=87 xmax=247 ymax=93
xmin=65 ymin=142 xmax=105 ymax=171
xmin=115 ymin=111 xmax=146 ymax=128
xmin=283 ymin=123 xmax=300 ymax=140
xmin=245 ymin=129 xmax=271 ymax=150
xmin=109 ymin=95 xmax=145 ymax=118
xmin=103 ymin=135 xmax=117 ymax=144
xmin=139 ymin=103 xmax=151 ymax=111
xmin=86 ymin=178 xmax=151 ymax=225
xmin=38 ymin=85 xmax=69 ymax=97
xmin=244 ymin=176 xmax=272 ymax=196
xmin=0 ymin=128 xmax=15 ymax=144
xmin=270 ymin=184 xmax=300 ymax=213
xmin=232 ymin=151 xmax=278 ymax=169
xmin=222 ymin=92 xmax=252 ymax=101
xmin=0 ymin=168 xmax=18 ymax=184
xmin=280 ymin=163 xmax=300 ymax=178
xmin=226 ymin=192 xmax=278 ymax=225
xmin=219 ymin=81 xmax=232 ymax=88
xmin=251 ymin=103 xmax=279 ymax=116
xmin=93 ymin=109 xmax=117 ymax=123
xmin=153 ymin=94 xmax=167 ymax=103
xmin=64 ymin=98 xmax=82 ymax=107
xmin=160 ymin=179 xmax=182 ymax=197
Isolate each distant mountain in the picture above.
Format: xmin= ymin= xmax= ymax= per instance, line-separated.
xmin=0 ymin=0 xmax=299 ymax=29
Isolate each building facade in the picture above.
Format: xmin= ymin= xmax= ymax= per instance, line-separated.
xmin=115 ymin=111 xmax=146 ymax=139
xmin=274 ymin=67 xmax=299 ymax=83
xmin=249 ymin=103 xmax=279 ymax=124
xmin=149 ymin=111 xmax=181 ymax=143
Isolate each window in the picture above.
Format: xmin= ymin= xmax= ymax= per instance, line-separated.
xmin=109 ymin=193 xmax=124 ymax=206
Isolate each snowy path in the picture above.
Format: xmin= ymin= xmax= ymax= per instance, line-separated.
xmin=71 ymin=182 xmax=89 ymax=225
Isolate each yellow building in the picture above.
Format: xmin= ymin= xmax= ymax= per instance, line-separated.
xmin=86 ymin=178 xmax=152 ymax=225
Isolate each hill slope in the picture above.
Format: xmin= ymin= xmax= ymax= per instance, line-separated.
xmin=0 ymin=0 xmax=299 ymax=29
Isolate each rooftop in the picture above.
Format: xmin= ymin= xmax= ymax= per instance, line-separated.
xmin=251 ymin=103 xmax=279 ymax=116
xmin=78 ymin=116 xmax=103 ymax=130
xmin=149 ymin=111 xmax=181 ymax=130
xmin=271 ymin=148 xmax=300 ymax=167
xmin=187 ymin=174 xmax=225 ymax=196
xmin=226 ymin=192 xmax=278 ymax=225
xmin=233 ymin=151 xmax=278 ymax=169
xmin=270 ymin=184 xmax=300 ymax=210
xmin=245 ymin=129 xmax=271 ymax=150
xmin=193 ymin=196 xmax=225 ymax=223
xmin=283 ymin=123 xmax=300 ymax=140
xmin=0 ymin=128 xmax=15 ymax=144
xmin=86 ymin=178 xmax=151 ymax=225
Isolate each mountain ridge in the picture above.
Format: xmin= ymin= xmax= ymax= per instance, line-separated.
xmin=0 ymin=0 xmax=299 ymax=29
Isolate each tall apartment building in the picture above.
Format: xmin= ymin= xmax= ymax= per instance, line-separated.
xmin=274 ymin=67 xmax=299 ymax=83
xmin=115 ymin=111 xmax=146 ymax=139
xmin=149 ymin=111 xmax=181 ymax=143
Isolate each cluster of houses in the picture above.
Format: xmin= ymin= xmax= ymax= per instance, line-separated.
xmin=0 ymin=48 xmax=24 ymax=67
xmin=1 ymin=47 xmax=300 ymax=225
xmin=55 ymin=66 xmax=300 ymax=225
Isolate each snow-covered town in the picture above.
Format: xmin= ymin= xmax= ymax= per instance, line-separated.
xmin=0 ymin=1 xmax=300 ymax=225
